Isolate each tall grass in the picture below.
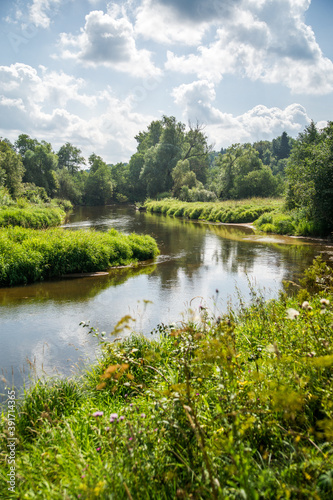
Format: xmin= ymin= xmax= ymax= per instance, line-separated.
xmin=145 ymin=198 xmax=283 ymax=224
xmin=1 ymin=259 xmax=332 ymax=498
xmin=0 ymin=227 xmax=159 ymax=286
xmin=0 ymin=206 xmax=65 ymax=229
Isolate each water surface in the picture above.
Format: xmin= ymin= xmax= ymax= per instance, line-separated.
xmin=1 ymin=205 xmax=331 ymax=394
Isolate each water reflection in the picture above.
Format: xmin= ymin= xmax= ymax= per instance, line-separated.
xmin=0 ymin=205 xmax=330 ymax=397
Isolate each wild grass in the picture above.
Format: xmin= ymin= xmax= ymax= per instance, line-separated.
xmin=254 ymin=209 xmax=321 ymax=237
xmin=145 ymin=198 xmax=283 ymax=224
xmin=0 ymin=227 xmax=159 ymax=286
xmin=1 ymin=258 xmax=332 ymax=498
xmin=0 ymin=206 xmax=65 ymax=229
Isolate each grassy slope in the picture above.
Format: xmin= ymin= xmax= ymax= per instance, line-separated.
xmin=1 ymin=259 xmax=332 ymax=499
xmin=0 ymin=227 xmax=159 ymax=286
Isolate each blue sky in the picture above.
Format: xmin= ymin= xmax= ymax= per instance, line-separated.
xmin=0 ymin=0 xmax=332 ymax=163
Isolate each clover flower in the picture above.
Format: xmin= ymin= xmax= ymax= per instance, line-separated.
xmin=302 ymin=301 xmax=312 ymax=310
xmin=92 ymin=411 xmax=104 ymax=417
xmin=286 ymin=308 xmax=300 ymax=319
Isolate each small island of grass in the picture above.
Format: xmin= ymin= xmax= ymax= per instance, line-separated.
xmin=0 ymin=226 xmax=159 ymax=287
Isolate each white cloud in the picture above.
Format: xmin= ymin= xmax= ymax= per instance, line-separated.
xmin=161 ymin=0 xmax=333 ymax=94
xmin=0 ymin=63 xmax=155 ymax=162
xmin=58 ymin=9 xmax=162 ymax=78
xmin=172 ymin=80 xmax=311 ymax=147
xmin=27 ymin=0 xmax=65 ymax=28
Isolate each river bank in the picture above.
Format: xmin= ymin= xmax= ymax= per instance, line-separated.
xmin=143 ymin=198 xmax=332 ymax=238
xmin=1 ymin=258 xmax=332 ymax=499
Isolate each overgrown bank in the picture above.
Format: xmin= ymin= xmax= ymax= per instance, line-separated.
xmin=144 ymin=198 xmax=283 ymax=224
xmin=1 ymin=258 xmax=332 ymax=499
xmin=0 ymin=227 xmax=159 ymax=287
xmin=144 ymin=198 xmax=333 ymax=238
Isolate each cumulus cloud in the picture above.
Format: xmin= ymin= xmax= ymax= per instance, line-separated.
xmin=0 ymin=63 xmax=154 ymax=162
xmin=172 ymin=80 xmax=311 ymax=147
xmin=58 ymin=8 xmax=162 ymax=77
xmin=149 ymin=0 xmax=333 ymax=94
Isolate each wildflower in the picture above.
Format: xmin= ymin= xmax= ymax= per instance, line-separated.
xmin=320 ymin=298 xmax=330 ymax=306
xmin=119 ymin=416 xmax=125 ymax=421
xmin=96 ymin=447 xmax=101 ymax=452
xmin=302 ymin=301 xmax=312 ymax=310
xmin=286 ymin=308 xmax=300 ymax=319
xmin=92 ymin=411 xmax=104 ymax=417
xmin=81 ymin=475 xmax=86 ymax=479
xmin=129 ymin=437 xmax=133 ymax=441
xmin=140 ymin=413 xmax=146 ymax=418
xmin=110 ymin=413 xmax=118 ymax=422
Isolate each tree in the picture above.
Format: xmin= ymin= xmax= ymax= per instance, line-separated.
xmin=216 ymin=144 xmax=278 ymax=199
xmin=57 ymin=142 xmax=85 ymax=174
xmin=171 ymin=159 xmax=198 ymax=198
xmin=84 ymin=154 xmax=113 ymax=205
xmin=0 ymin=140 xmax=25 ymax=197
xmin=182 ymin=122 xmax=210 ymax=184
xmin=286 ymin=121 xmax=333 ymax=233
xmin=22 ymin=141 xmax=59 ymax=196
xmin=140 ymin=116 xmax=185 ymax=197
xmin=272 ymin=131 xmax=293 ymax=160
xmin=132 ymin=116 xmax=210 ymax=199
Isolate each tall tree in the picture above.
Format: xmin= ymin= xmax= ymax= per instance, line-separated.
xmin=84 ymin=154 xmax=113 ymax=205
xmin=19 ymin=139 xmax=59 ymax=197
xmin=286 ymin=121 xmax=333 ymax=233
xmin=57 ymin=142 xmax=85 ymax=175
xmin=216 ymin=144 xmax=278 ymax=199
xmin=0 ymin=139 xmax=25 ymax=197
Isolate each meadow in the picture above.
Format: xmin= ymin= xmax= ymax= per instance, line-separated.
xmin=0 ymin=227 xmax=159 ymax=287
xmin=0 ymin=257 xmax=332 ymax=499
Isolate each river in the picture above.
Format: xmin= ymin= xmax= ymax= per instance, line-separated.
xmin=0 ymin=205 xmax=331 ymax=397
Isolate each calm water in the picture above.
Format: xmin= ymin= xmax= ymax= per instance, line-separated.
xmin=0 ymin=205 xmax=331 ymax=395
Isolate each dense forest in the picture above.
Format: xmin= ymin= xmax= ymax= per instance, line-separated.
xmin=0 ymin=117 xmax=332 ymax=234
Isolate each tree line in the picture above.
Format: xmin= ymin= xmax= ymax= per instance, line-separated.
xmin=0 ymin=116 xmax=332 ymax=233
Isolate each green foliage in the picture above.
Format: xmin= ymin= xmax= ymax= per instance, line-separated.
xmin=57 ymin=142 xmax=85 ymax=175
xmin=286 ymin=121 xmax=333 ymax=235
xmin=84 ymin=155 xmax=113 ymax=205
xmin=0 ymin=140 xmax=25 ymax=197
xmin=0 ymin=205 xmax=65 ymax=229
xmin=145 ymin=198 xmax=283 ymax=224
xmin=215 ymin=144 xmax=281 ymax=199
xmin=255 ymin=212 xmax=296 ymax=235
xmin=0 ymin=227 xmax=159 ymax=286
xmin=1 ymin=262 xmax=332 ymax=498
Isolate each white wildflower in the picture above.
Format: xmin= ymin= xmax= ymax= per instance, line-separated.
xmin=286 ymin=308 xmax=300 ymax=320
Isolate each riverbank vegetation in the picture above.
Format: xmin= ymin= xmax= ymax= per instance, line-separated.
xmin=144 ymin=198 xmax=283 ymax=224
xmin=0 ymin=227 xmax=159 ymax=287
xmin=1 ymin=118 xmax=332 ymax=236
xmin=0 ymin=258 xmax=332 ymax=498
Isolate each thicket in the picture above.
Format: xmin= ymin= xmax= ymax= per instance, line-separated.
xmin=1 ymin=258 xmax=332 ymax=498
xmin=0 ymin=227 xmax=159 ymax=286
xmin=145 ymin=198 xmax=283 ymax=224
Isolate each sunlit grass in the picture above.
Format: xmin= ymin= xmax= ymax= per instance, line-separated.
xmin=0 ymin=258 xmax=332 ymax=498
xmin=145 ymin=197 xmax=283 ymax=224
xmin=0 ymin=227 xmax=159 ymax=286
